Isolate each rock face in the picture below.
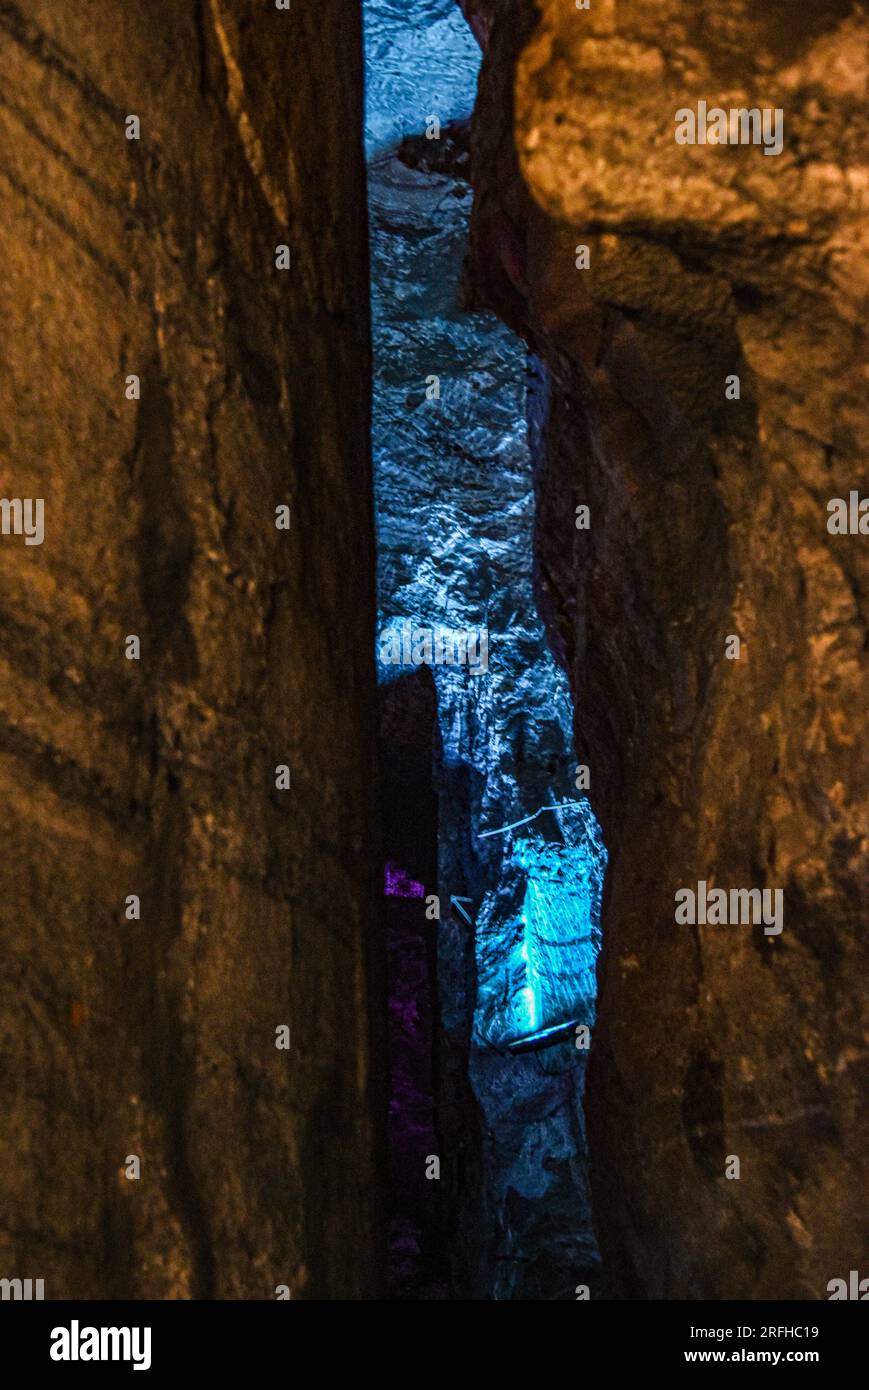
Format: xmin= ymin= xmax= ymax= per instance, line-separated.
xmin=462 ymin=0 xmax=868 ymax=1297
xmin=365 ymin=0 xmax=605 ymax=1299
xmin=0 ymin=0 xmax=380 ymax=1298
xmin=368 ymin=128 xmax=603 ymax=1300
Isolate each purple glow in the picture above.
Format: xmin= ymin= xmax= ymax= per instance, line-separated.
xmin=385 ymin=861 xmax=425 ymax=898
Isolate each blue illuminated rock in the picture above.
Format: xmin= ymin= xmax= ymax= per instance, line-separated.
xmin=365 ymin=0 xmax=606 ymax=1298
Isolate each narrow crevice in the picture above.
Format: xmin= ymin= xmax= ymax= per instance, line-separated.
xmin=364 ymin=0 xmax=606 ymax=1301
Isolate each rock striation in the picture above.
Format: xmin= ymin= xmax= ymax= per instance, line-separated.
xmin=0 ymin=0 xmax=380 ymax=1298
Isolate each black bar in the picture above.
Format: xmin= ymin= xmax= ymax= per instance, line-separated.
xmin=2 ymin=1297 xmax=863 ymax=1374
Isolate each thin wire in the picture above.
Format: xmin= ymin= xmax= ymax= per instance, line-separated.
xmin=478 ymin=800 xmax=585 ymax=839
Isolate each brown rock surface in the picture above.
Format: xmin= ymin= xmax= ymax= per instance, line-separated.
xmin=463 ymin=0 xmax=868 ymax=1297
xmin=0 ymin=0 xmax=380 ymax=1298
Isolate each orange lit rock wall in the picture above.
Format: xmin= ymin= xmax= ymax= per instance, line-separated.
xmin=0 ymin=0 xmax=380 ymax=1298
xmin=463 ymin=0 xmax=868 ymax=1297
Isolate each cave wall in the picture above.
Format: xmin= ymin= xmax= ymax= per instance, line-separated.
xmin=0 ymin=0 xmax=381 ymax=1298
xmin=462 ymin=0 xmax=868 ymax=1297
xmin=367 ymin=0 xmax=608 ymax=1292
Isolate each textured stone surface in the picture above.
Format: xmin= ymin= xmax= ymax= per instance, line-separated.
xmin=366 ymin=0 xmax=605 ymax=1299
xmin=0 ymin=0 xmax=380 ymax=1298
xmin=463 ymin=0 xmax=868 ymax=1298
